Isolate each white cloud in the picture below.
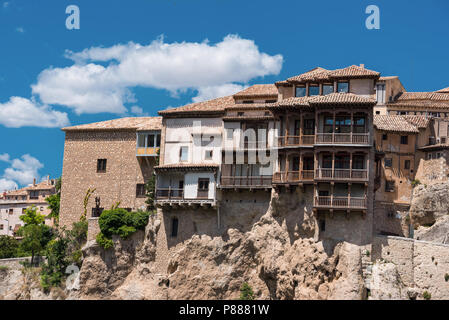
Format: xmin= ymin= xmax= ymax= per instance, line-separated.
xmin=0 ymin=179 xmax=17 ymax=193
xmin=130 ymin=105 xmax=147 ymax=115
xmin=16 ymin=27 xmax=24 ymax=33
xmin=3 ymin=2 xmax=9 ymax=8
xmin=0 ymin=153 xmax=10 ymax=162
xmin=2 ymin=154 xmax=43 ymax=186
xmin=0 ymin=96 xmax=70 ymax=128
xmin=192 ymin=83 xmax=247 ymax=103
xmin=32 ymin=35 xmax=283 ymax=114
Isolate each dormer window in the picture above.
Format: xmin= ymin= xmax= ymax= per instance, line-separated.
xmin=322 ymin=83 xmax=334 ymax=95
xmin=308 ymin=84 xmax=319 ymax=96
xmin=337 ymin=81 xmax=349 ymax=93
xmin=295 ymin=85 xmax=306 ymax=97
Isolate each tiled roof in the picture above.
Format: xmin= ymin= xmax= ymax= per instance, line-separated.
xmin=4 ymin=180 xmax=56 ymax=196
xmin=330 ymin=65 xmax=380 ymax=79
xmin=285 ymin=65 xmax=380 ymax=84
xmin=222 ymin=115 xmax=274 ymax=121
xmin=269 ymin=96 xmax=312 ymax=108
xmin=308 ymin=93 xmax=376 ymax=105
xmin=62 ymin=117 xmax=162 ymax=131
xmin=373 ymin=115 xmax=430 ymax=133
xmin=387 ymin=101 xmax=449 ymax=110
xmin=158 ymin=95 xmax=234 ymax=115
xmin=233 ymin=84 xmax=278 ymax=98
xmin=379 ymin=76 xmax=399 ymax=81
xmin=436 ymin=87 xmax=449 ymax=93
xmin=396 ymin=92 xmax=434 ymax=100
xmin=225 ymin=103 xmax=272 ymax=110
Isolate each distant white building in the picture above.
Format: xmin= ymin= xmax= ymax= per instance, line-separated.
xmin=0 ymin=177 xmax=57 ymax=236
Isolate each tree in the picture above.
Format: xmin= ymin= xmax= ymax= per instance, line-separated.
xmin=46 ymin=177 xmax=61 ymax=223
xmin=20 ymin=206 xmax=45 ymax=225
xmin=0 ymin=235 xmax=19 ymax=259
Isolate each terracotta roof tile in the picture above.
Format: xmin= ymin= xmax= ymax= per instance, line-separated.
xmin=387 ymin=101 xmax=449 ymax=110
xmin=308 ymin=93 xmax=376 ymax=105
xmin=373 ymin=115 xmax=430 ymax=133
xmin=233 ymin=84 xmax=278 ymax=98
xmin=62 ymin=117 xmax=162 ymax=131
xmin=158 ymin=95 xmax=234 ymax=115
xmin=330 ymin=65 xmax=380 ymax=79
xmin=287 ymin=67 xmax=331 ymax=82
xmin=436 ymin=87 xmax=449 ymax=93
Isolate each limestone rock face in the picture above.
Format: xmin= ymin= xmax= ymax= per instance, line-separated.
xmin=77 ymin=200 xmax=366 ymax=300
xmin=415 ymin=215 xmax=449 ymax=243
xmin=410 ymin=182 xmax=449 ymax=227
xmin=369 ymin=262 xmax=407 ymax=300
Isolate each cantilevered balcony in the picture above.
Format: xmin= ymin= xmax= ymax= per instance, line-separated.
xmin=277 ymin=135 xmax=315 ymax=147
xmin=156 ymin=187 xmax=215 ymax=206
xmin=314 ymin=168 xmax=368 ymax=182
xmin=315 ymin=133 xmax=370 ymax=145
xmin=220 ymin=175 xmax=272 ymax=188
xmin=272 ymin=170 xmax=314 ymax=184
xmin=314 ymin=196 xmax=367 ymax=209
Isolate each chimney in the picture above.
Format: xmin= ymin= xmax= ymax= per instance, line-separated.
xmin=360 ymin=64 xmax=365 ymax=69
xmin=33 ymin=178 xmax=36 ymax=186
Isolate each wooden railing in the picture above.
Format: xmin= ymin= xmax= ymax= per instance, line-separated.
xmin=220 ymin=176 xmax=272 ymax=187
xmin=315 ymin=133 xmax=370 ymax=145
xmin=277 ymin=135 xmax=315 ymax=147
xmin=314 ymin=196 xmax=367 ymax=209
xmin=272 ymin=170 xmax=314 ymax=183
xmin=314 ymin=169 xmax=368 ymax=180
xmin=156 ymin=188 xmax=184 ymax=200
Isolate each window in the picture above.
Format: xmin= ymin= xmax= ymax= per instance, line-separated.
xmin=91 ymin=207 xmax=104 ymax=218
xmin=322 ymin=83 xmax=334 ymax=95
xmin=404 ymin=160 xmax=411 ymax=170
xmin=441 ymin=137 xmax=447 ymax=144
xmin=226 ymin=129 xmax=233 ymax=140
xmin=136 ymin=184 xmax=146 ymax=197
xmin=242 ymin=100 xmax=253 ymax=104
xmin=148 ymin=134 xmax=155 ymax=147
xmin=205 ymin=150 xmax=213 ymax=160
xmin=0 ymin=224 xmax=3 ymax=230
xmin=400 ymin=136 xmax=408 ymax=145
xmin=385 ymin=181 xmax=395 ymax=192
xmin=198 ymin=178 xmax=210 ymax=191
xmin=353 ymin=116 xmax=366 ymax=133
xmin=30 ymin=191 xmax=39 ymax=199
xmin=376 ymin=111 xmax=380 ymax=115
xmin=308 ymin=84 xmax=319 ymax=96
xmin=352 ymin=155 xmax=365 ymax=169
xmin=8 ymin=208 xmax=13 ymax=215
xmin=295 ymin=86 xmax=306 ymax=97
xmin=337 ymin=81 xmax=349 ymax=93
xmin=171 ymin=217 xmax=178 ymax=237
xmin=265 ymin=100 xmax=277 ymax=103
xmin=319 ymin=220 xmax=325 ymax=232
xmin=237 ymin=112 xmax=244 ymax=117
xmin=376 ymin=84 xmax=386 ymax=104
xmin=382 ymin=134 xmax=388 ymax=140
xmin=97 ymin=159 xmax=107 ymax=172
xmin=385 ymin=158 xmax=392 ymax=168
xmin=179 ymin=147 xmax=188 ymax=161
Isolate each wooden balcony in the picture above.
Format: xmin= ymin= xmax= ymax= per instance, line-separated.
xmin=314 ymin=168 xmax=368 ymax=181
xmin=156 ymin=188 xmax=215 ymax=206
xmin=314 ymin=196 xmax=367 ymax=209
xmin=277 ymin=135 xmax=315 ymax=147
xmin=272 ymin=170 xmax=314 ymax=184
xmin=315 ymin=133 xmax=370 ymax=145
xmin=156 ymin=188 xmax=184 ymax=200
xmin=136 ymin=147 xmax=160 ymax=157
xmin=220 ymin=175 xmax=272 ymax=188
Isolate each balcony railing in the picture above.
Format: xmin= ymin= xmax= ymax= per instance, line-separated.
xmin=314 ymin=196 xmax=367 ymax=209
xmin=220 ymin=176 xmax=272 ymax=187
xmin=277 ymin=135 xmax=315 ymax=147
xmin=314 ymin=168 xmax=368 ymax=181
xmin=156 ymin=188 xmax=184 ymax=200
xmin=136 ymin=147 xmax=160 ymax=157
xmin=272 ymin=170 xmax=314 ymax=183
xmin=315 ymin=133 xmax=370 ymax=145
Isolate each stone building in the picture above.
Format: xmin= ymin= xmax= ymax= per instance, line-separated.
xmin=59 ymin=117 xmax=162 ymax=237
xmin=0 ymin=177 xmax=56 ymax=236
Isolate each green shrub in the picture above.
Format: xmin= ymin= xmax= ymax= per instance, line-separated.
xmin=411 ymin=179 xmax=421 ymax=187
xmin=423 ymin=291 xmax=431 ymax=300
xmin=96 ymin=209 xmax=150 ymax=248
xmin=239 ymin=282 xmax=255 ymax=300
xmin=0 ymin=265 xmax=9 ymax=271
xmin=445 ymin=273 xmax=449 ymax=282
xmin=96 ymin=232 xmax=113 ymax=249
xmin=0 ymin=235 xmax=19 ymax=259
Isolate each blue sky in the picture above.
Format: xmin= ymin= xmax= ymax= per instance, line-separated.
xmin=0 ymin=0 xmax=448 ymax=191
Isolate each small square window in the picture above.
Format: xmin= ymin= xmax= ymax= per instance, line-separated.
xmin=97 ymin=159 xmax=107 ymax=172
xmin=404 ymin=160 xmax=410 ymax=170
xmin=382 ymin=134 xmax=387 ymax=140
xmin=400 ymin=136 xmax=408 ymax=145
xmin=376 ymin=111 xmax=381 ymax=115
xmin=322 ymin=84 xmax=334 ymax=95
xmin=295 ymin=86 xmax=306 ymax=97
xmin=385 ymin=181 xmax=395 ymax=192
xmin=308 ymin=84 xmax=319 ymax=96
xmin=337 ymin=82 xmax=349 ymax=93
xmin=136 ymin=184 xmax=146 ymax=197
xmin=205 ymin=150 xmax=213 ymax=160
xmin=385 ymin=158 xmax=392 ymax=168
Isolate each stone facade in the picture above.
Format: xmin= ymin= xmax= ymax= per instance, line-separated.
xmin=60 ymin=127 xmax=160 ymax=230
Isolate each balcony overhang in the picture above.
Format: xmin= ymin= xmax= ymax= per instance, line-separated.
xmin=155 ymin=163 xmax=219 ymax=173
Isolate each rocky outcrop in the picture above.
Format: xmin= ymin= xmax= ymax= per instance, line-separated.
xmin=76 ymin=198 xmax=366 ymax=300
xmin=410 ymin=182 xmax=449 ymax=227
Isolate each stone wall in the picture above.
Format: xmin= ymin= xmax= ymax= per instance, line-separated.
xmin=88 ymin=218 xmax=100 ymax=241
xmin=371 ymin=235 xmax=449 ymax=299
xmin=373 ymin=200 xmax=410 ymax=237
xmin=415 ymin=157 xmax=449 ymax=185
